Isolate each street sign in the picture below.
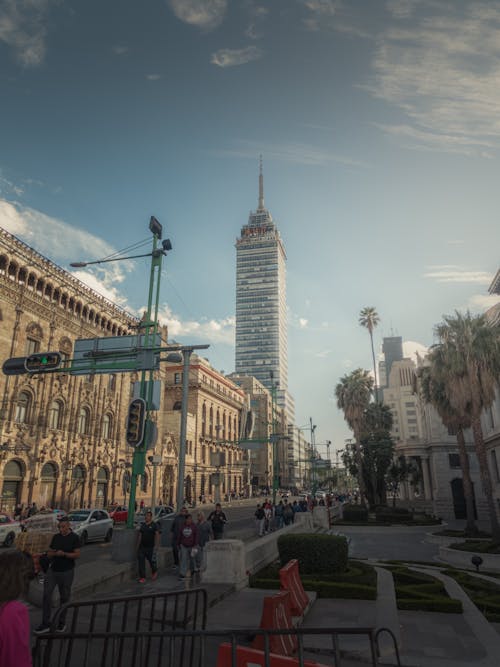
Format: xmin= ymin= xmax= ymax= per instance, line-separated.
xmin=133 ymin=380 xmax=161 ymax=410
xmin=71 ymin=334 xmax=161 ymax=375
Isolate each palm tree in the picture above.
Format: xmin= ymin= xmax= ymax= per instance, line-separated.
xmin=335 ymin=368 xmax=374 ymax=505
xmin=434 ymin=311 xmax=500 ymax=541
xmin=359 ymin=307 xmax=380 ymax=401
xmin=417 ymin=362 xmax=477 ymax=536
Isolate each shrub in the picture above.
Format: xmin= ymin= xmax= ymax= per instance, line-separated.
xmin=278 ymin=533 xmax=348 ymax=574
xmin=302 ymin=580 xmax=376 ymax=600
xmin=342 ymin=504 xmax=369 ymax=522
xmin=449 ymin=540 xmax=500 ymax=554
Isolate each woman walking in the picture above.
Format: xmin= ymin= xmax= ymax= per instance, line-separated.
xmin=194 ymin=511 xmax=211 ymax=573
xmin=177 ymin=513 xmax=198 ymax=580
xmin=0 ymin=551 xmax=33 ymax=667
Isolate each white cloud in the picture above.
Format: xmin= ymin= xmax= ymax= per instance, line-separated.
xmin=299 ymin=318 xmax=308 ymax=328
xmin=0 ymin=0 xmax=53 ymax=67
xmin=158 ymin=304 xmax=235 ymax=345
xmin=216 ymin=139 xmax=369 ymax=168
xmin=0 ymin=197 xmax=132 ymax=302
xmin=386 ymin=0 xmax=420 ymax=20
xmin=423 ymin=265 xmax=493 ymax=284
xmin=168 ymin=0 xmax=227 ymax=30
xmin=403 ymin=340 xmax=428 ymax=363
xmin=300 ymin=0 xmax=338 ymax=31
xmin=367 ymin=2 xmax=500 ymax=155
xmin=314 ymin=349 xmax=331 ymax=358
xmin=465 ymin=293 xmax=500 ymax=313
xmin=146 ymin=74 xmax=161 ymax=80
xmin=112 ymin=45 xmax=128 ymax=56
xmin=211 ymin=46 xmax=263 ymax=68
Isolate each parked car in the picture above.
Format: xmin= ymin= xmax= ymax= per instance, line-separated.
xmin=0 ymin=513 xmax=22 ymax=547
xmin=108 ymin=505 xmax=128 ymax=524
xmin=67 ymin=509 xmax=113 ymax=545
xmin=134 ymin=504 xmax=174 ymax=526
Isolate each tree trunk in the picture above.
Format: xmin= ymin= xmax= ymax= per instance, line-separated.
xmin=471 ymin=417 xmax=500 ymax=542
xmin=353 ymin=434 xmax=367 ymax=507
xmin=456 ymin=426 xmax=478 ymax=537
xmin=369 ymin=331 xmax=379 ymax=403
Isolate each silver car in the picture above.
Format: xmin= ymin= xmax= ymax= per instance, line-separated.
xmin=67 ymin=509 xmax=113 ymax=545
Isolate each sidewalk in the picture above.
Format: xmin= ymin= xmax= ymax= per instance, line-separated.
xmin=28 ymin=531 xmax=500 ymax=666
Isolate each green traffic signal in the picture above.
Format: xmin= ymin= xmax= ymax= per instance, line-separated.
xmin=24 ymin=352 xmax=62 ymax=373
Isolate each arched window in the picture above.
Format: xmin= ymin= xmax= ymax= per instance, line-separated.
xmin=141 ymin=472 xmax=148 ymax=492
xmin=173 ymin=401 xmax=182 ymax=410
xmin=101 ymin=414 xmax=112 ymax=439
xmin=48 ymin=400 xmax=63 ymax=430
xmin=14 ymin=392 xmax=31 ymax=424
xmin=77 ymin=407 xmax=90 ymax=435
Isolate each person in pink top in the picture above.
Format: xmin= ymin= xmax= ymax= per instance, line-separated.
xmin=0 ymin=550 xmax=33 ymax=667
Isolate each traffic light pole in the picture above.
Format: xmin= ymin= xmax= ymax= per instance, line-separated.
xmin=126 ymin=226 xmax=163 ymax=529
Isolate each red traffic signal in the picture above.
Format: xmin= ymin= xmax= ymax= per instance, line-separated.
xmin=24 ymin=352 xmax=62 ymax=373
xmin=126 ymin=398 xmax=146 ymax=447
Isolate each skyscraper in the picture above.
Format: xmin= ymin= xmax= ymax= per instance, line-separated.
xmin=235 ymin=160 xmax=294 ymax=424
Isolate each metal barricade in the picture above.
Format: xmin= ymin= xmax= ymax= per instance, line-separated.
xmin=33 ymin=624 xmax=402 ymax=667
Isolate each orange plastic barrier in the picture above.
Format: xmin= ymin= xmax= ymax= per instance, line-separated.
xmin=216 ymin=643 xmax=330 ymax=667
xmin=252 ymin=591 xmax=297 ymax=656
xmin=279 ymin=559 xmax=309 ymax=617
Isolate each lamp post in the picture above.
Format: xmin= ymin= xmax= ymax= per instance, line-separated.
xmin=148 ymin=454 xmax=161 ymax=510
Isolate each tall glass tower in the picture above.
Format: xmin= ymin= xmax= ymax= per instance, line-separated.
xmin=235 ymin=160 xmax=294 ymax=424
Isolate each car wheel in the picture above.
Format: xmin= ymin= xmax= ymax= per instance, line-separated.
xmin=80 ymin=531 xmax=88 ymax=546
xmin=104 ymin=528 xmax=113 ymax=543
xmin=4 ymin=532 xmax=15 ymax=548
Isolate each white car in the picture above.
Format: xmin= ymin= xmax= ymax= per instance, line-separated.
xmin=67 ymin=509 xmax=113 ymax=545
xmin=0 ymin=513 xmax=22 ymax=547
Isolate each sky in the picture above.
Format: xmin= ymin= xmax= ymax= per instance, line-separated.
xmin=0 ymin=0 xmax=499 ymax=455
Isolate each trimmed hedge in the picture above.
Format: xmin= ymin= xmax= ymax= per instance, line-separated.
xmin=443 ymin=569 xmax=500 ymax=622
xmin=342 ymin=504 xmax=369 ymax=522
xmin=449 ymin=540 xmax=500 ymax=554
xmin=277 ymin=533 xmax=348 ymax=574
xmin=249 ymin=559 xmax=377 ymax=600
xmin=397 ymin=597 xmax=463 ymax=613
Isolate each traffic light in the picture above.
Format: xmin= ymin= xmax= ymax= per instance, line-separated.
xmin=125 ymin=398 xmax=146 ymax=447
xmin=24 ymin=352 xmax=62 ymax=373
xmin=2 ymin=357 xmax=28 ymax=376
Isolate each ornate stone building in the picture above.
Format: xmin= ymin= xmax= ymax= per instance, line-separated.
xmin=162 ymin=356 xmax=249 ymax=504
xmin=0 ymin=227 xmax=171 ymax=513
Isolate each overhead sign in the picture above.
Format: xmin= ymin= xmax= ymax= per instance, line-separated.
xmin=71 ymin=334 xmax=162 ymax=375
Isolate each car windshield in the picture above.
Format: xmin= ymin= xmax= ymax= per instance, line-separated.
xmin=68 ymin=511 xmax=90 ymax=522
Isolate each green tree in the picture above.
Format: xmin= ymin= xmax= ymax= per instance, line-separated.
xmin=335 ymin=368 xmax=373 ymax=505
xmin=386 ymin=456 xmax=420 ymax=508
xmin=360 ymin=403 xmax=394 ymax=508
xmin=434 ymin=311 xmax=500 ymax=541
xmin=417 ymin=362 xmax=477 ymax=536
xmin=359 ymin=307 xmax=380 ymax=401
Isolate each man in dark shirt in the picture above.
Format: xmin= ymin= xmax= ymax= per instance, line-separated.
xmin=207 ymin=503 xmax=227 ymax=540
xmin=136 ymin=510 xmax=161 ymax=583
xmin=34 ymin=517 xmax=80 ymax=634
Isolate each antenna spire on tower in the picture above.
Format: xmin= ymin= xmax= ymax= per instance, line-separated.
xmin=258 ymin=155 xmax=265 ymax=210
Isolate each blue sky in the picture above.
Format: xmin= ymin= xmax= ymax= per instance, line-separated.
xmin=1 ymin=0 xmax=499 ymax=454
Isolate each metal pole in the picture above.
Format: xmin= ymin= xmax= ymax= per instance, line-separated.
xmin=151 ymin=464 xmax=157 ymax=511
xmin=176 ymin=348 xmax=192 ymax=511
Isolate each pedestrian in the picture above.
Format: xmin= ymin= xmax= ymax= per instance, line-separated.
xmin=136 ymin=510 xmax=160 ymax=584
xmin=34 ymin=516 xmax=81 ymax=634
xmin=274 ymin=501 xmax=284 ymax=529
xmin=0 ymin=551 xmax=33 ymax=667
xmin=255 ymin=504 xmax=265 ymax=536
xmin=207 ymin=503 xmax=227 ymax=540
xmin=283 ymin=501 xmax=294 ymax=526
xmin=170 ymin=506 xmax=188 ymax=569
xmin=263 ymin=500 xmax=272 ymax=533
xmin=177 ymin=514 xmax=198 ymax=579
xmin=195 ymin=511 xmax=211 ymax=572
xmin=140 ymin=499 xmax=145 ymax=511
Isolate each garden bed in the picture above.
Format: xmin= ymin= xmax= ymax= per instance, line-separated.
xmin=249 ymin=559 xmax=377 ymax=600
xmin=382 ymin=564 xmax=462 ymax=614
xmin=443 ymin=568 xmax=500 ymax=622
